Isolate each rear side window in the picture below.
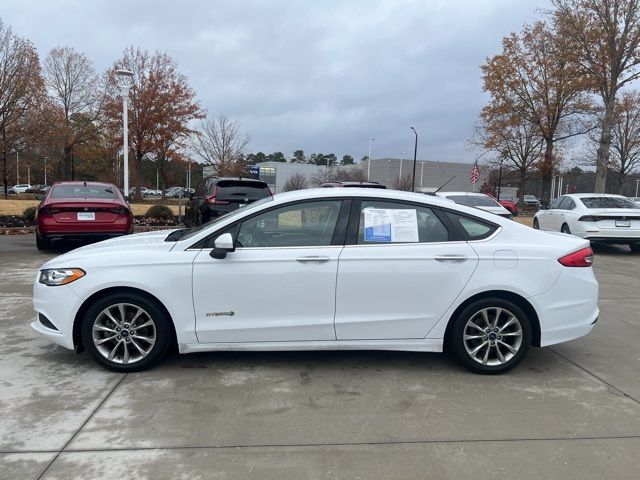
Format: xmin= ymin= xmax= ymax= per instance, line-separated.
xmin=213 ymin=181 xmax=270 ymax=200
xmin=357 ymin=200 xmax=449 ymax=244
xmin=548 ymin=196 xmax=563 ymax=209
xmin=446 ymin=212 xmax=497 ymax=240
xmin=559 ymin=197 xmax=575 ymax=210
xmin=50 ymin=185 xmax=117 ymax=199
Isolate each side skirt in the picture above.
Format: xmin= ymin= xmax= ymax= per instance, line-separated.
xmin=179 ymin=338 xmax=443 ymax=354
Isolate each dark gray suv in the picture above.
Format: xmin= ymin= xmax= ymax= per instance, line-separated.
xmin=199 ymin=177 xmax=272 ymax=222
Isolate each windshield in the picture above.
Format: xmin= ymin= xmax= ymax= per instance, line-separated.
xmin=173 ymin=196 xmax=274 ymax=242
xmin=446 ymin=195 xmax=500 ymax=207
xmin=51 ymin=184 xmax=117 ymax=199
xmin=581 ymin=197 xmax=639 ymax=209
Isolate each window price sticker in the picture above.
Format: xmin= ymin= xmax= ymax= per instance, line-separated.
xmin=363 ymin=208 xmax=419 ymax=242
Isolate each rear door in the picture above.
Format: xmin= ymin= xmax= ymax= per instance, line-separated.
xmin=334 ymin=199 xmax=479 ymax=340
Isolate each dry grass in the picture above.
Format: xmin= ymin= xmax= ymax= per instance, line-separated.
xmin=0 ymin=199 xmax=180 ymax=216
xmin=515 ymin=215 xmax=534 ymax=227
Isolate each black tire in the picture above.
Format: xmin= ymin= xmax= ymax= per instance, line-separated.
xmin=36 ymin=233 xmax=51 ymax=250
xmin=81 ymin=292 xmax=172 ymax=372
xmin=630 ymin=243 xmax=640 ymax=253
xmin=532 ymin=218 xmax=539 ymax=229
xmin=449 ymin=297 xmax=532 ymax=374
xmin=561 ymin=223 xmax=571 ymax=234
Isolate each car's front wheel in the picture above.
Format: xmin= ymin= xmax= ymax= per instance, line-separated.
xmin=81 ymin=292 xmax=172 ymax=372
xmin=450 ymin=298 xmax=531 ymax=374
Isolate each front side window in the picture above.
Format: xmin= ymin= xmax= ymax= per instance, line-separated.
xmin=357 ymin=200 xmax=449 ymax=244
xmin=548 ymin=197 xmax=564 ymax=209
xmin=236 ymin=200 xmax=342 ymax=248
xmin=559 ymin=197 xmax=575 ymax=210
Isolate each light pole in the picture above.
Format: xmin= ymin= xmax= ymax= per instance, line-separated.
xmin=44 ymin=157 xmax=48 ymax=185
xmin=116 ymin=69 xmax=134 ymax=197
xmin=156 ymin=169 xmax=159 ymax=192
xmin=367 ymin=137 xmax=375 ymax=181
xmin=410 ymin=127 xmax=418 ymax=192
xmin=399 ymin=152 xmax=403 ymax=182
xmin=497 ymin=157 xmax=504 ymax=200
xmin=27 ymin=164 xmax=30 ymax=185
xmin=16 ymin=151 xmax=19 ymax=185
xmin=636 ymin=179 xmax=640 ymax=197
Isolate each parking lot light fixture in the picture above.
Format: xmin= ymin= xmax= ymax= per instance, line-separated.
xmin=116 ymin=69 xmax=134 ymax=197
xmin=410 ymin=127 xmax=418 ymax=192
xmin=367 ymin=138 xmax=375 ymax=181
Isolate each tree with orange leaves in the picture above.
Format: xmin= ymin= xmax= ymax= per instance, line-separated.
xmin=104 ymin=47 xmax=205 ymax=200
xmin=481 ymin=21 xmax=592 ymax=202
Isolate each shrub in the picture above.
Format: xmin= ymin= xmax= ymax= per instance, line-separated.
xmin=23 ymin=206 xmax=37 ymax=222
xmin=145 ymin=204 xmax=174 ymax=220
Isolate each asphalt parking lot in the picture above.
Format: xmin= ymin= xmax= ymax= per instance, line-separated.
xmin=1 ymin=235 xmax=639 ymax=479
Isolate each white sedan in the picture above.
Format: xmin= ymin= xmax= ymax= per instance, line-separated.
xmin=436 ymin=192 xmax=513 ymax=219
xmin=32 ymin=188 xmax=598 ymax=374
xmin=533 ymin=193 xmax=640 ymax=252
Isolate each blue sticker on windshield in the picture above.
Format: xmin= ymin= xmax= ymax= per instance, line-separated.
xmin=364 ymin=223 xmax=392 ymax=242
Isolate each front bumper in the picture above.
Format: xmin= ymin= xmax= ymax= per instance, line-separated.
xmin=31 ymin=279 xmax=83 ymax=350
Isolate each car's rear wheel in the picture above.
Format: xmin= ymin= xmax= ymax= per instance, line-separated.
xmin=36 ymin=233 xmax=51 ymax=250
xmin=81 ymin=293 xmax=171 ymax=372
xmin=630 ymin=243 xmax=640 ymax=253
xmin=532 ymin=218 xmax=539 ymax=229
xmin=561 ymin=223 xmax=571 ymax=234
xmin=450 ymin=298 xmax=531 ymax=374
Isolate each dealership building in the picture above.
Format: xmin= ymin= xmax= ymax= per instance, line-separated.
xmin=253 ymin=158 xmax=486 ymax=193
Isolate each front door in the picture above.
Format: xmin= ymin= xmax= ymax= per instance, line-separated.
xmin=335 ymin=199 xmax=479 ymax=340
xmin=193 ymin=199 xmax=345 ymax=343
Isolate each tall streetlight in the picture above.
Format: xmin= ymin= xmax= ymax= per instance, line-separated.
xmin=44 ymin=157 xmax=48 ymax=186
xmin=399 ymin=152 xmax=403 ymax=182
xmin=116 ymin=68 xmax=134 ymax=197
xmin=367 ymin=137 xmax=375 ymax=181
xmin=636 ymin=179 xmax=640 ymax=197
xmin=410 ymin=127 xmax=418 ymax=192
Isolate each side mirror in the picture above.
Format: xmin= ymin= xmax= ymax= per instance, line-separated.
xmin=209 ymin=232 xmax=235 ymax=259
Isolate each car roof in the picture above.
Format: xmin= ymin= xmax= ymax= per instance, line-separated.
xmin=51 ymin=181 xmax=116 ymax=187
xmin=568 ymin=193 xmax=626 ymax=198
xmin=437 ymin=191 xmax=490 ymax=197
xmin=209 ymin=177 xmax=267 ymax=183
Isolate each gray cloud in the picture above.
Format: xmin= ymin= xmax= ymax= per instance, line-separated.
xmin=3 ymin=0 xmax=548 ymax=163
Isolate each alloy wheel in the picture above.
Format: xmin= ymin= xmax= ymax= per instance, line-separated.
xmin=463 ymin=307 xmax=523 ymax=366
xmin=92 ymin=303 xmax=157 ymax=365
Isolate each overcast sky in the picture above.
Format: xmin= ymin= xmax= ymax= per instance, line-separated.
xmin=4 ymin=0 xmax=548 ymax=164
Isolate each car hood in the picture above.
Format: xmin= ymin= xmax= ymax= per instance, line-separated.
xmin=42 ymin=229 xmax=178 ymax=268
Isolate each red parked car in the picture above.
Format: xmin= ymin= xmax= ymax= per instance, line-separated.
xmin=498 ymin=199 xmax=519 ymax=216
xmin=36 ymin=181 xmax=133 ymax=249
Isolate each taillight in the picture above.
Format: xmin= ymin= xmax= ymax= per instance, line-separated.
xmin=38 ymin=207 xmax=50 ymax=215
xmin=558 ymin=247 xmax=594 ymax=267
xmin=579 ymin=215 xmax=597 ymax=222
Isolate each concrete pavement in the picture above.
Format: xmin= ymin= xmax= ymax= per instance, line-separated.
xmin=1 ymin=235 xmax=639 ymax=479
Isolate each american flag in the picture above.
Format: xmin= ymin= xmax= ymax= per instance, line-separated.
xmin=470 ymin=161 xmax=480 ymax=184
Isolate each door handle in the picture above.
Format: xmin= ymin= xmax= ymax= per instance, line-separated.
xmin=434 ymin=255 xmax=468 ymax=263
xmin=296 ymin=255 xmax=330 ymax=263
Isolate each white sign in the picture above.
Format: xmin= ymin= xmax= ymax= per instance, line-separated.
xmin=363 ymin=208 xmax=419 ymax=243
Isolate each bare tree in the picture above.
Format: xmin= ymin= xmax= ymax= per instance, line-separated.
xmin=393 ymin=174 xmax=413 ymax=191
xmin=282 ymin=172 xmax=309 ymax=191
xmin=0 ymin=20 xmax=43 ymax=197
xmin=605 ymin=91 xmax=640 ymax=192
xmin=553 ymin=0 xmax=640 ymax=192
xmin=44 ymin=46 xmax=105 ymax=180
xmin=193 ymin=115 xmax=250 ymax=176
xmin=473 ymin=109 xmax=544 ymax=205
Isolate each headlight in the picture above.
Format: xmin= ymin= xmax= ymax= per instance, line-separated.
xmin=39 ymin=268 xmax=85 ymax=286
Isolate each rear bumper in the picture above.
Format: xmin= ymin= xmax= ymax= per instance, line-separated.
xmin=585 ymin=236 xmax=640 ymax=244
xmin=38 ymin=231 xmax=131 ymax=241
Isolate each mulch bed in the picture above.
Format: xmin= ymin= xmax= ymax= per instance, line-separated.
xmin=0 ymin=215 xmax=182 ymax=235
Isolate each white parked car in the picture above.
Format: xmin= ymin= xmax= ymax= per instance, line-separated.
xmin=10 ymin=184 xmax=31 ymax=194
xmin=436 ymin=192 xmax=512 ymax=219
xmin=32 ymin=188 xmax=598 ymax=374
xmin=533 ymin=193 xmax=640 ymax=252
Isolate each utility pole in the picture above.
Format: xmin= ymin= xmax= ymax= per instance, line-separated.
xmin=635 ymin=179 xmax=639 ymax=197
xmin=497 ymin=158 xmax=503 ymax=200
xmin=16 ymin=151 xmax=19 ymax=184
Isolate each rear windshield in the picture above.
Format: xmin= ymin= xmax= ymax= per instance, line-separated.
xmin=580 ymin=197 xmax=639 ymax=209
xmin=214 ymin=181 xmax=270 ymax=200
xmin=51 ymin=185 xmax=117 ymax=199
xmin=446 ymin=195 xmax=499 ymax=207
